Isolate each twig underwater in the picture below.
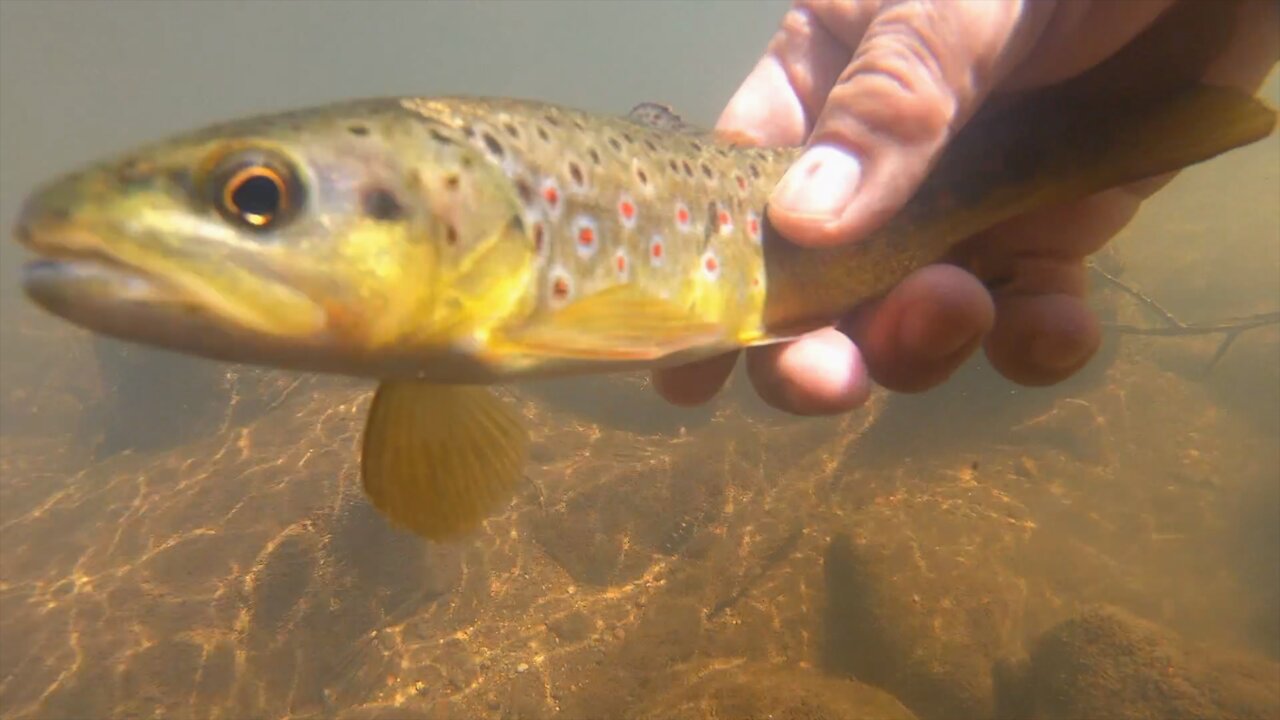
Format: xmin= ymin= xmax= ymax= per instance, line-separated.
xmin=1089 ymin=262 xmax=1280 ymax=374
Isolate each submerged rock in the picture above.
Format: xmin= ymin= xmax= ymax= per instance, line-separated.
xmin=1013 ymin=606 xmax=1280 ymax=720
xmin=630 ymin=661 xmax=918 ymax=720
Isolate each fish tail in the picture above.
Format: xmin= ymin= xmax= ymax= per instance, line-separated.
xmin=1019 ymin=85 xmax=1277 ymax=211
xmin=760 ymin=85 xmax=1278 ymax=332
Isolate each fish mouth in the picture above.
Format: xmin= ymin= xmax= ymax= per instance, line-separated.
xmin=17 ymin=221 xmax=219 ymax=352
xmin=22 ymin=254 xmax=177 ymax=317
xmin=15 ymin=209 xmax=328 ymax=359
xmin=17 ymin=218 xmax=180 ymax=317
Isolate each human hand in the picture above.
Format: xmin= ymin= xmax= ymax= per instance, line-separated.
xmin=654 ymin=0 xmax=1278 ymax=415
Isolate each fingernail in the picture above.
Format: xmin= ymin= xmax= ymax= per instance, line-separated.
xmin=770 ymin=144 xmax=861 ymax=220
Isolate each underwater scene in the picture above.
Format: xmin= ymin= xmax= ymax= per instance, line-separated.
xmin=1 ymin=2 xmax=1277 ymax=719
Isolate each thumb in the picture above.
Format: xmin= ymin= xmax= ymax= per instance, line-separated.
xmin=767 ymin=0 xmax=1055 ymax=247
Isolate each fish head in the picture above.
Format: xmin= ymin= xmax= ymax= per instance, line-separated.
xmin=14 ymin=100 xmax=538 ymax=377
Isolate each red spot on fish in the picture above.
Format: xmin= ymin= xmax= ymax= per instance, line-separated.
xmin=573 ymin=216 xmax=599 ymax=258
xmin=713 ymin=204 xmax=734 ymax=235
xmin=649 ymin=235 xmax=665 ymax=266
xmin=675 ymin=204 xmax=690 ymax=227
xmin=746 ymin=209 xmax=763 ymax=243
xmin=552 ymin=276 xmax=570 ymax=299
xmin=736 ymin=175 xmax=747 ymax=191
xmin=751 ymin=275 xmax=761 ymax=288
xmin=702 ymin=251 xmax=721 ymax=280
xmin=615 ymin=251 xmax=628 ymax=277
xmin=620 ymin=200 xmax=635 ymax=221
xmin=540 ymin=178 xmax=563 ymax=220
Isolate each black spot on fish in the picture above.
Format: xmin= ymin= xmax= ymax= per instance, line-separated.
xmin=482 ymin=132 xmax=504 ymax=158
xmin=532 ymin=222 xmax=545 ymax=251
xmin=701 ymin=163 xmax=714 ymax=180
xmin=690 ymin=140 xmax=703 ymax=152
xmin=428 ymin=128 xmax=455 ymax=145
xmin=536 ymin=125 xmax=550 ymax=142
xmin=700 ymin=202 xmax=717 ymax=251
xmin=503 ymin=122 xmax=520 ymax=139
xmin=608 ymin=137 xmax=622 ymax=153
xmin=681 ymin=160 xmax=694 ymax=178
xmin=568 ymin=161 xmax=584 ymax=187
xmin=636 ymin=168 xmax=648 ymax=186
xmin=543 ymin=113 xmax=560 ymax=127
xmin=588 ymin=148 xmax=601 ymax=165
xmin=445 ymin=224 xmax=459 ymax=245
xmin=166 ymin=168 xmax=196 ymax=198
xmin=347 ymin=124 xmax=370 ymax=137
xmin=644 ymin=139 xmax=658 ymax=152
xmin=405 ymin=171 xmax=423 ymax=192
xmin=515 ymin=177 xmax=534 ymax=205
xmin=748 ymin=163 xmax=761 ymax=179
xmin=444 ymin=174 xmax=460 ymax=190
xmin=572 ymin=118 xmax=586 ymax=131
xmin=509 ymin=213 xmax=524 ymax=234
xmin=622 ymin=132 xmax=634 ymax=144
xmin=462 ymin=125 xmax=476 ymax=139
xmin=362 ymin=187 xmax=403 ymax=221
xmin=116 ymin=159 xmax=154 ymax=187
xmin=668 ymin=159 xmax=680 ymax=174
xmin=715 ymin=147 xmax=729 ymax=158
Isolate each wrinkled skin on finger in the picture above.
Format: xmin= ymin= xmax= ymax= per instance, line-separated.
xmin=655 ymin=0 xmax=1279 ymax=415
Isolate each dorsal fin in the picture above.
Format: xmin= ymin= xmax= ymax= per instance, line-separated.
xmin=626 ymin=102 xmax=757 ymax=147
xmin=627 ymin=102 xmax=694 ymax=133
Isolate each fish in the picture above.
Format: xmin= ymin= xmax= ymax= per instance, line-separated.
xmin=11 ymin=80 xmax=1276 ymax=540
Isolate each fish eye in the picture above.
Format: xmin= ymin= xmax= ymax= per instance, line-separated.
xmin=210 ymin=151 xmax=302 ymax=231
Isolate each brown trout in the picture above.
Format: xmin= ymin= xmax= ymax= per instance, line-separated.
xmin=12 ymin=84 xmax=1276 ymax=539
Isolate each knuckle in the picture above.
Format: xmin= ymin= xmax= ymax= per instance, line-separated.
xmin=829 ymin=14 xmax=959 ymax=145
xmin=794 ymin=0 xmax=863 ymax=21
xmin=796 ymin=0 xmax=878 ymax=44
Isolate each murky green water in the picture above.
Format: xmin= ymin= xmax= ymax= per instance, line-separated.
xmin=2 ymin=3 xmax=1277 ymax=719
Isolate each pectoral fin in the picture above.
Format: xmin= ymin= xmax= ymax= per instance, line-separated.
xmin=361 ymin=381 xmax=528 ymax=540
xmin=507 ymin=285 xmax=728 ymax=361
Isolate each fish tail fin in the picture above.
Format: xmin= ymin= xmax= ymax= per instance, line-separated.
xmin=1033 ymin=85 xmax=1275 ymax=207
xmin=761 ymin=85 xmax=1277 ymax=331
xmin=919 ymin=84 xmax=1278 ymax=254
